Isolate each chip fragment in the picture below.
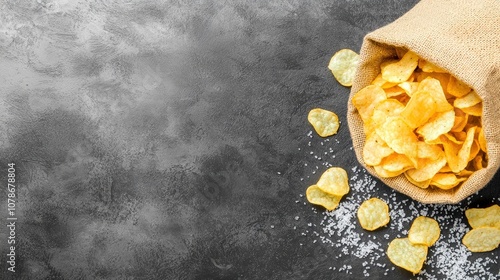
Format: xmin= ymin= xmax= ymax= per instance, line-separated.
xmin=357 ymin=197 xmax=390 ymax=231
xmin=328 ymin=49 xmax=359 ymax=87
xmin=408 ymin=216 xmax=441 ymax=246
xmin=387 ymin=238 xmax=428 ymax=275
xmin=462 ymin=227 xmax=500 ymax=252
xmin=307 ymin=108 xmax=340 ymax=137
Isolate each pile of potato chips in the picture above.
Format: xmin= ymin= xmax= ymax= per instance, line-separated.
xmin=462 ymin=204 xmax=500 ymax=252
xmin=387 ymin=216 xmax=440 ymax=274
xmin=351 ymin=49 xmax=488 ymax=190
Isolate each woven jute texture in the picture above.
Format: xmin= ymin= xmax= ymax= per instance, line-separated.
xmin=347 ymin=0 xmax=500 ymax=204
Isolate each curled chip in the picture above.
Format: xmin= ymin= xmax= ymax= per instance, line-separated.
xmin=328 ymin=49 xmax=359 ymax=87
xmin=307 ymin=108 xmax=340 ymax=137
xmin=408 ymin=216 xmax=441 ymax=247
xmin=462 ymin=227 xmax=500 ymax=252
xmin=352 ymin=85 xmax=387 ymax=122
xmin=387 ymin=238 xmax=428 ymax=275
xmin=357 ymin=197 xmax=390 ymax=231
xmin=465 ymin=204 xmax=500 ymax=229
xmin=316 ymin=167 xmax=350 ymax=196
xmin=363 ymin=132 xmax=394 ymax=166
xmin=306 ymin=185 xmax=342 ymax=211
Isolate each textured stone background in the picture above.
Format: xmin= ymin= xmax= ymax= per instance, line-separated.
xmin=0 ymin=1 xmax=499 ymax=279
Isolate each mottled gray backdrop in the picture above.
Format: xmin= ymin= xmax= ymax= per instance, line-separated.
xmin=5 ymin=1 xmax=497 ymax=280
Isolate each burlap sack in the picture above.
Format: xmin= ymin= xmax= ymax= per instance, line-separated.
xmin=347 ymin=0 xmax=500 ymax=204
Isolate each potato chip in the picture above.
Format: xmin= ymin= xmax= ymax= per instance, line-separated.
xmin=465 ymin=205 xmax=500 ymax=229
xmin=373 ymin=164 xmax=406 ymax=178
xmin=408 ymin=216 xmax=441 ymax=246
xmin=371 ymin=74 xmax=397 ymax=89
xmin=384 ymin=86 xmax=406 ymax=97
xmin=417 ymin=110 xmax=455 ymax=142
xmin=307 ymin=108 xmax=340 ymax=137
xmin=447 ymin=75 xmax=471 ymax=97
xmin=450 ymin=108 xmax=468 ymax=132
xmin=460 ymin=102 xmax=482 ymax=116
xmin=462 ymin=227 xmax=500 ymax=252
xmin=417 ymin=77 xmax=453 ymax=112
xmin=417 ymin=142 xmax=443 ymax=160
xmin=352 ymin=85 xmax=387 ymax=122
xmin=404 ymin=172 xmax=430 ymax=189
xmin=418 ymin=59 xmax=447 ymax=73
xmin=416 ymin=72 xmax=450 ymax=91
xmin=376 ymin=117 xmax=418 ymax=160
xmin=306 ymin=185 xmax=342 ymax=211
xmin=398 ymin=82 xmax=419 ymax=96
xmin=478 ymin=128 xmax=487 ymax=152
xmin=405 ymin=154 xmax=447 ymax=182
xmin=365 ymin=99 xmax=405 ymax=133
xmin=381 ymin=51 xmax=419 ymax=83
xmin=454 ymin=90 xmax=482 ymax=109
xmin=380 ymin=153 xmax=415 ymax=173
xmin=357 ymin=197 xmax=390 ymax=231
xmin=473 ymin=154 xmax=486 ymax=170
xmin=400 ymin=90 xmax=437 ymax=129
xmin=468 ymin=140 xmax=480 ymax=162
xmin=328 ymin=49 xmax=359 ymax=87
xmin=363 ymin=132 xmax=394 ymax=166
xmin=430 ymin=173 xmax=467 ymax=190
xmin=442 ymin=126 xmax=476 ymax=173
xmin=316 ymin=167 xmax=350 ymax=196
xmin=387 ymin=238 xmax=428 ymax=274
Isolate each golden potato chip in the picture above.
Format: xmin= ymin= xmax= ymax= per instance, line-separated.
xmin=416 ymin=72 xmax=450 ymax=91
xmin=447 ymin=75 xmax=471 ymax=97
xmin=371 ymin=74 xmax=397 ymax=89
xmin=405 ymin=154 xmax=447 ymax=182
xmin=408 ymin=216 xmax=441 ymax=247
xmin=381 ymin=51 xmax=419 ymax=83
xmin=306 ymin=185 xmax=342 ymax=211
xmin=380 ymin=153 xmax=414 ymax=173
xmin=417 ymin=110 xmax=455 ymax=142
xmin=387 ymin=238 xmax=428 ymax=274
xmin=404 ymin=172 xmax=430 ymax=189
xmin=473 ymin=154 xmax=486 ymax=170
xmin=460 ymin=102 xmax=483 ymax=116
xmin=316 ymin=167 xmax=350 ymax=196
xmin=468 ymin=140 xmax=480 ymax=162
xmin=465 ymin=205 xmax=500 ymax=229
xmin=417 ymin=142 xmax=443 ymax=160
xmin=430 ymin=173 xmax=467 ymax=190
xmin=400 ymin=90 xmax=437 ymax=129
xmin=478 ymin=128 xmax=487 ymax=152
xmin=454 ymin=90 xmax=482 ymax=109
xmin=352 ymin=85 xmax=387 ymax=122
xmin=384 ymin=86 xmax=406 ymax=97
xmin=376 ymin=117 xmax=418 ymax=160
xmin=363 ymin=132 xmax=394 ymax=166
xmin=450 ymin=108 xmax=468 ymax=132
xmin=357 ymin=197 xmax=390 ymax=231
xmin=398 ymin=82 xmax=419 ymax=96
xmin=365 ymin=99 xmax=405 ymax=133
xmin=462 ymin=227 xmax=500 ymax=252
xmin=307 ymin=108 xmax=340 ymax=137
xmin=328 ymin=49 xmax=359 ymax=87
xmin=418 ymin=59 xmax=447 ymax=73
xmin=373 ymin=164 xmax=406 ymax=178
xmin=442 ymin=126 xmax=476 ymax=173
xmin=417 ymin=77 xmax=453 ymax=112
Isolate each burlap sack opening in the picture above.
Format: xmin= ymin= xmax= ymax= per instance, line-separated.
xmin=347 ymin=0 xmax=500 ymax=204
